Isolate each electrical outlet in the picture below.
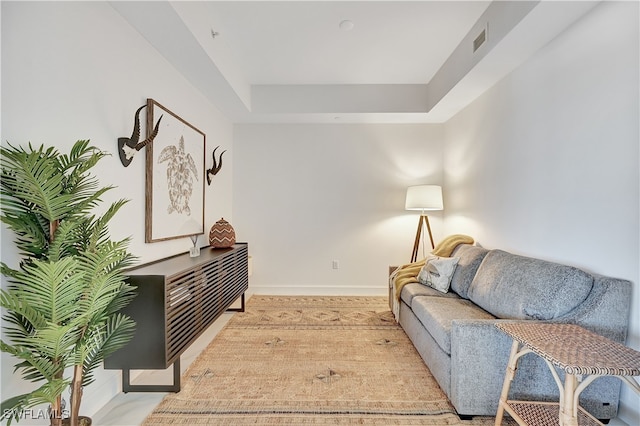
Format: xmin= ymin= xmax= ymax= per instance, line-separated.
xmin=332 ymin=260 xmax=340 ymax=270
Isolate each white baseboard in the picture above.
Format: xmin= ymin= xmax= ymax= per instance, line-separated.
xmin=248 ymin=285 xmax=387 ymax=297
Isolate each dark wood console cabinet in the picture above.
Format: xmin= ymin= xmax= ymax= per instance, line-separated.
xmin=104 ymin=243 xmax=248 ymax=392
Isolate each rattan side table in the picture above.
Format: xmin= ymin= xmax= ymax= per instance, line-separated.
xmin=494 ymin=322 xmax=640 ymax=426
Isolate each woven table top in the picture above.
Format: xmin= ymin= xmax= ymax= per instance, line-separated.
xmin=496 ymin=322 xmax=640 ymax=376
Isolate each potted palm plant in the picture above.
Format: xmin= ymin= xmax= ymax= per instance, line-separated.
xmin=0 ymin=140 xmax=137 ymax=426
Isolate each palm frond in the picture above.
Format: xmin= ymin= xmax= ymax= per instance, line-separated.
xmin=1 ymin=291 xmax=49 ymax=331
xmin=58 ymin=141 xmax=113 ymax=218
xmin=4 ymin=258 xmax=83 ymax=324
xmin=77 ymin=314 xmax=136 ymax=386
xmin=0 ymin=339 xmax=65 ymax=382
xmin=24 ymin=323 xmax=83 ymax=360
xmin=79 ymin=199 xmax=128 ymax=254
xmin=47 ymin=216 xmax=86 ymax=262
xmin=1 ymin=141 xmax=113 ymax=232
xmin=58 ymin=140 xmax=106 ymax=178
xmin=67 ymin=185 xmax=114 ymax=219
xmin=0 ymin=379 xmax=69 ymax=425
xmin=76 ymin=256 xmax=137 ymax=319
xmin=1 ymin=210 xmax=49 ymax=258
xmin=0 ymin=142 xmax=74 ymax=222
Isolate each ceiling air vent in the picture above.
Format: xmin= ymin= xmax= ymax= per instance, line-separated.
xmin=473 ymin=25 xmax=487 ymax=53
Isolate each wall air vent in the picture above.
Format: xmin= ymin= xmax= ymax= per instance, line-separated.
xmin=473 ymin=25 xmax=487 ymax=53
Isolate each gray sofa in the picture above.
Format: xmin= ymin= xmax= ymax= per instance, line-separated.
xmin=392 ymin=244 xmax=632 ymax=420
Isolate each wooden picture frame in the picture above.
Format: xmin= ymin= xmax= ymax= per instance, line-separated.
xmin=145 ymin=99 xmax=205 ymax=242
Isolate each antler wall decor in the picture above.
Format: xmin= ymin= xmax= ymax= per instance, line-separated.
xmin=118 ymin=104 xmax=163 ymax=167
xmin=206 ymin=145 xmax=226 ymax=185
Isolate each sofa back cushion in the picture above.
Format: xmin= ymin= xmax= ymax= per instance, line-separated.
xmin=467 ymin=250 xmax=594 ymax=320
xmin=449 ymin=244 xmax=490 ymax=298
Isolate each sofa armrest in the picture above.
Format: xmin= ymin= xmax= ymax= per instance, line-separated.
xmin=449 ymin=319 xmax=516 ymax=416
xmin=556 ymin=274 xmax=632 ymax=343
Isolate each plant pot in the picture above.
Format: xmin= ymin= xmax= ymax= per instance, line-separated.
xmin=61 ymin=416 xmax=92 ymax=426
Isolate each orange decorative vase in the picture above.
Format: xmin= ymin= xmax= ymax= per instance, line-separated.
xmin=209 ymin=218 xmax=236 ymax=248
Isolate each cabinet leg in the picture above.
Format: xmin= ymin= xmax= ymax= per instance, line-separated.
xmin=172 ymin=358 xmax=181 ymax=390
xmin=227 ymin=293 xmax=245 ymax=312
xmin=121 ymin=358 xmax=181 ymax=393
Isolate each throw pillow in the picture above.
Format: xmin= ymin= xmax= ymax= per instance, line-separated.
xmin=417 ymin=255 xmax=460 ymax=293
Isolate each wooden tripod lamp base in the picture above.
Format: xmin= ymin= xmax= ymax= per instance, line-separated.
xmin=410 ymin=214 xmax=435 ymax=263
xmin=405 ymin=185 xmax=442 ymax=263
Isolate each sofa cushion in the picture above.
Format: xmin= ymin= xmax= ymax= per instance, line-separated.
xmin=468 ymin=250 xmax=594 ymax=320
xmin=449 ymin=245 xmax=490 ymax=298
xmin=417 ymin=254 xmax=460 ymax=293
xmin=411 ymin=296 xmax=495 ymax=355
xmin=401 ymin=282 xmax=460 ymax=307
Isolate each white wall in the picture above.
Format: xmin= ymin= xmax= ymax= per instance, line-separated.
xmin=444 ymin=2 xmax=639 ymax=423
xmin=1 ymin=1 xmax=233 ymax=421
xmin=233 ymin=123 xmax=445 ymax=294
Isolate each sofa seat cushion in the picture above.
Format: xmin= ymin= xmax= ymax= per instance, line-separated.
xmin=468 ymin=250 xmax=594 ymax=320
xmin=401 ymin=282 xmax=460 ymax=307
xmin=411 ymin=296 xmax=495 ymax=355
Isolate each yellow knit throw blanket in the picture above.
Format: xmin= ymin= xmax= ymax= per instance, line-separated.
xmin=391 ymin=234 xmax=475 ymax=303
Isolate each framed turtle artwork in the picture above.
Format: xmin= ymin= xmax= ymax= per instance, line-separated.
xmin=145 ymin=98 xmax=205 ymax=242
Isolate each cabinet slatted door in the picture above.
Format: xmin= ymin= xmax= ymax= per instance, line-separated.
xmin=104 ymin=243 xmax=248 ymax=392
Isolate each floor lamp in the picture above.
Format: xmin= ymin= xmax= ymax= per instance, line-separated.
xmin=405 ymin=185 xmax=443 ymax=263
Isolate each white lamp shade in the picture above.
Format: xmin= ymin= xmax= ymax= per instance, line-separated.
xmin=405 ymin=185 xmax=443 ymax=211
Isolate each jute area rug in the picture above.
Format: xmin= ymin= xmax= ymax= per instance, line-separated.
xmin=142 ymin=296 xmax=510 ymax=425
